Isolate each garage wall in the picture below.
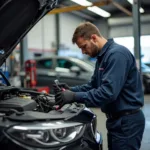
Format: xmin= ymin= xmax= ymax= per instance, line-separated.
xmin=94 ymin=18 xmax=109 ymax=39
xmin=109 ymin=15 xmax=150 ymax=38
xmin=27 ymin=13 xmax=150 ymax=54
xmin=108 ymin=15 xmax=150 ymax=63
xmin=28 ymin=13 xmax=85 ymax=53
xmin=28 ymin=15 xmax=56 ymax=52
xmin=59 ymin=13 xmax=85 ymax=50
xmin=109 ymin=23 xmax=150 ymax=38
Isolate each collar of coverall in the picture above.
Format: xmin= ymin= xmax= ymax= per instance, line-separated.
xmin=97 ymin=38 xmax=114 ymax=58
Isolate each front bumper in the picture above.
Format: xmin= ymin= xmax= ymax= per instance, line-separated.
xmin=0 ymin=132 xmax=103 ymax=150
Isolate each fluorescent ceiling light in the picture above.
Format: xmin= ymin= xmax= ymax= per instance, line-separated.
xmin=70 ymin=0 xmax=111 ymax=18
xmin=127 ymin=0 xmax=145 ymax=13
xmin=88 ymin=6 xmax=111 ymax=18
xmin=139 ymin=7 xmax=145 ymax=13
xmin=127 ymin=0 xmax=133 ymax=4
xmin=71 ymin=0 xmax=91 ymax=6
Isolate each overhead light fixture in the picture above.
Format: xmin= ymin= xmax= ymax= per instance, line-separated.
xmin=127 ymin=0 xmax=145 ymax=13
xmin=70 ymin=0 xmax=111 ymax=18
xmin=88 ymin=6 xmax=111 ymax=18
xmin=139 ymin=7 xmax=144 ymax=13
xmin=71 ymin=0 xmax=91 ymax=6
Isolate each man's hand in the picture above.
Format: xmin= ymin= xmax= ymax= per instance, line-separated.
xmin=55 ymin=90 xmax=75 ymax=106
xmin=53 ymin=83 xmax=70 ymax=93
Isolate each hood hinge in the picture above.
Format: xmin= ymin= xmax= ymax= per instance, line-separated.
xmin=38 ymin=0 xmax=59 ymax=10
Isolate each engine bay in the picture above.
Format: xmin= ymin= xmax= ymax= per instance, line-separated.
xmin=0 ymin=85 xmax=85 ymax=122
xmin=0 ymin=86 xmax=56 ymax=113
xmin=0 ymin=97 xmax=37 ymax=112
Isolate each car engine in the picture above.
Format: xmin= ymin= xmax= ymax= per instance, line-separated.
xmin=0 ymin=86 xmax=55 ymax=114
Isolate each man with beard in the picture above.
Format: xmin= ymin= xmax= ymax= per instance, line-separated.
xmin=53 ymin=22 xmax=145 ymax=150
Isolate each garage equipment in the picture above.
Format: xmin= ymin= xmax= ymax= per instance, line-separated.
xmin=24 ymin=59 xmax=50 ymax=93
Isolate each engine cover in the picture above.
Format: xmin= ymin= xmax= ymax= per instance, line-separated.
xmin=0 ymin=97 xmax=37 ymax=112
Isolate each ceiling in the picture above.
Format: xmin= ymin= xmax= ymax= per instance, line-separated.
xmin=56 ymin=0 xmax=150 ymax=21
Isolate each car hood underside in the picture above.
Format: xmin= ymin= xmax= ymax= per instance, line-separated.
xmin=0 ymin=0 xmax=59 ymax=66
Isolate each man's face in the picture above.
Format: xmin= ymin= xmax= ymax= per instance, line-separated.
xmin=76 ymin=36 xmax=99 ymax=58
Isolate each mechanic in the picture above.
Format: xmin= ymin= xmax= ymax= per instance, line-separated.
xmin=53 ymin=22 xmax=145 ymax=150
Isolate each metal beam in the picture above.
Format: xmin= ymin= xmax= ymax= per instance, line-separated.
xmin=112 ymin=1 xmax=132 ymax=16
xmin=133 ymin=0 xmax=141 ymax=73
xmin=55 ymin=14 xmax=60 ymax=55
xmin=48 ymin=0 xmax=132 ymax=18
xmin=55 ymin=4 xmax=96 ymax=21
xmin=71 ymin=11 xmax=96 ymax=21
xmin=20 ymin=36 xmax=28 ymax=67
xmin=48 ymin=1 xmax=112 ymax=14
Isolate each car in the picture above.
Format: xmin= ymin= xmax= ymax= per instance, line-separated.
xmin=141 ymin=63 xmax=150 ymax=93
xmin=20 ymin=56 xmax=95 ymax=93
xmin=0 ymin=0 xmax=103 ymax=150
xmin=20 ymin=57 xmax=150 ymax=94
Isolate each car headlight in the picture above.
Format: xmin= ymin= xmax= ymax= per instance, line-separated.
xmin=4 ymin=121 xmax=84 ymax=148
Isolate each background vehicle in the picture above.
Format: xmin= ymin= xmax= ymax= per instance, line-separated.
xmin=20 ymin=56 xmax=95 ymax=93
xmin=141 ymin=63 xmax=150 ymax=93
xmin=20 ymin=57 xmax=150 ymax=94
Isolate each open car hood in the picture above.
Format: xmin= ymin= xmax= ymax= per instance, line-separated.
xmin=0 ymin=0 xmax=59 ymax=66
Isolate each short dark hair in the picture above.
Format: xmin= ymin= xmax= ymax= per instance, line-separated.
xmin=72 ymin=22 xmax=101 ymax=44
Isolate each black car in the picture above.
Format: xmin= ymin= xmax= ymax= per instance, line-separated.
xmin=141 ymin=63 xmax=150 ymax=93
xmin=0 ymin=0 xmax=102 ymax=150
xmin=20 ymin=56 xmax=94 ymax=93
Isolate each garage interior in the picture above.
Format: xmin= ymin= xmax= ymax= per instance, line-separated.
xmin=0 ymin=0 xmax=150 ymax=150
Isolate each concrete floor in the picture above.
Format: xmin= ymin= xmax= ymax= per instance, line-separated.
xmin=91 ymin=94 xmax=150 ymax=150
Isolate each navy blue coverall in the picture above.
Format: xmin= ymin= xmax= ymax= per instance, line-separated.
xmin=71 ymin=39 xmax=145 ymax=150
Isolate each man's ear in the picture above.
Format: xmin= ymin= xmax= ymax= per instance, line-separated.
xmin=91 ymin=34 xmax=97 ymax=42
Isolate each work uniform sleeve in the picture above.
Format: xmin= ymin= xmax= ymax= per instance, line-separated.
xmin=70 ymin=63 xmax=97 ymax=92
xmin=75 ymin=52 xmax=130 ymax=107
